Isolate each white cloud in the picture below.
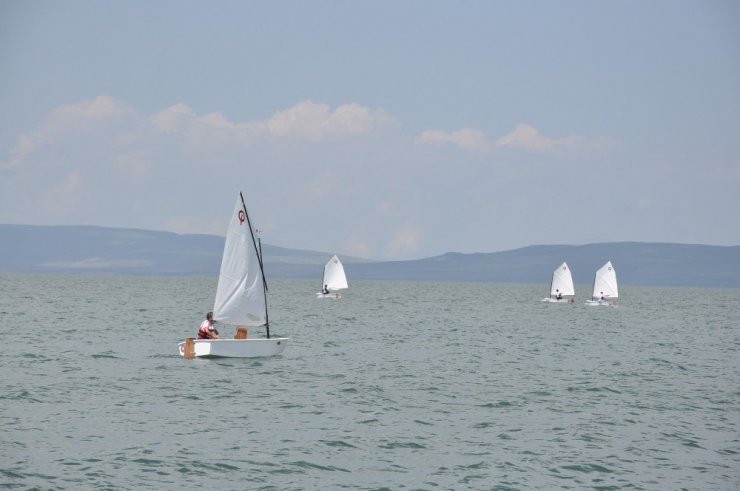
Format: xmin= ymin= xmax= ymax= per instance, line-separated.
xmin=266 ymin=100 xmax=391 ymax=141
xmin=15 ymin=98 xmax=390 ymax=153
xmin=267 ymin=101 xmax=331 ymax=140
xmin=151 ymin=102 xmax=195 ymax=133
xmin=1 ymin=96 xmax=136 ymax=171
xmin=416 ymin=128 xmax=490 ymax=152
xmin=495 ymin=123 xmax=562 ymax=152
xmin=150 ymin=100 xmax=391 ymax=146
xmin=53 ymin=95 xmax=133 ymax=120
xmin=495 ymin=123 xmax=615 ymax=153
xmin=151 ymin=103 xmax=259 ymax=147
xmin=1 ymin=96 xmax=393 ymax=176
xmin=45 ymin=95 xmax=135 ymax=133
xmin=414 ymin=123 xmax=616 ymax=156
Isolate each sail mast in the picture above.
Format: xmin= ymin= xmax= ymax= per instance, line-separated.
xmin=258 ymin=237 xmax=270 ymax=338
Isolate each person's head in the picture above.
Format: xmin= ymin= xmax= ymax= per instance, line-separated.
xmin=206 ymin=312 xmax=213 ymax=321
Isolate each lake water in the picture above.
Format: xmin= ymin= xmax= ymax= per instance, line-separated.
xmin=1 ymin=276 xmax=738 ymax=490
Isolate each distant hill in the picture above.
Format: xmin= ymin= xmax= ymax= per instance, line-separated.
xmin=345 ymin=243 xmax=740 ymax=288
xmin=1 ymin=224 xmax=738 ymax=287
xmin=0 ymin=224 xmax=372 ymax=277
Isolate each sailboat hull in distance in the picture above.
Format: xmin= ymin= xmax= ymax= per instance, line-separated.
xmin=316 ymin=292 xmax=342 ymax=299
xmin=585 ymin=299 xmax=617 ymax=306
xmin=178 ymin=338 xmax=288 ymax=358
xmin=541 ymin=298 xmax=573 ymax=304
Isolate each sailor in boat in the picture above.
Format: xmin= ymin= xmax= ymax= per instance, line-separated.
xmin=556 ymin=289 xmax=563 ymax=300
xmin=322 ymin=284 xmax=330 ymax=295
xmin=197 ymin=311 xmax=219 ymax=339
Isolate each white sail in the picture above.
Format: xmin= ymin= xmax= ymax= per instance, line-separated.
xmin=550 ymin=262 xmax=575 ymax=297
xmin=212 ymin=195 xmax=266 ymax=327
xmin=322 ymin=255 xmax=348 ymax=291
xmin=591 ymin=261 xmax=618 ymax=300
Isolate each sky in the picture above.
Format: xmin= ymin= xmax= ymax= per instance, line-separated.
xmin=1 ymin=1 xmax=739 ymax=260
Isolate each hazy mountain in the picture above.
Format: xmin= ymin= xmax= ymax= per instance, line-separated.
xmin=0 ymin=224 xmax=372 ymax=277
xmin=344 ymin=243 xmax=740 ymax=288
xmin=1 ymin=224 xmax=738 ymax=287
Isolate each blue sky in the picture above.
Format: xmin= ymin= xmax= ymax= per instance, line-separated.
xmin=2 ymin=1 xmax=739 ymax=259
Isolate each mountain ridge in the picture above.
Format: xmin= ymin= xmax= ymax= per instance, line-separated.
xmin=1 ymin=224 xmax=738 ymax=287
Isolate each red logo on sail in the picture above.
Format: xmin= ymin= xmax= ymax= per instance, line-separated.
xmin=238 ymin=210 xmax=245 ymax=225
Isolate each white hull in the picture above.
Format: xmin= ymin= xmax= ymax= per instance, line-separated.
xmin=178 ymin=338 xmax=288 ymax=358
xmin=541 ymin=298 xmax=572 ymax=303
xmin=585 ymin=299 xmax=617 ymax=307
xmin=316 ymin=292 xmax=342 ymax=299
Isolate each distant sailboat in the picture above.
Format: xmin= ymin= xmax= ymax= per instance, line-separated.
xmin=541 ymin=262 xmax=575 ymax=303
xmin=317 ymin=255 xmax=348 ymax=299
xmin=178 ymin=192 xmax=288 ymax=358
xmin=585 ymin=261 xmax=619 ymax=306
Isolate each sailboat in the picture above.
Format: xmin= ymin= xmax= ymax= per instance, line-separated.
xmin=178 ymin=192 xmax=288 ymax=358
xmin=316 ymin=254 xmax=348 ymax=299
xmin=585 ymin=261 xmax=619 ymax=306
xmin=541 ymin=262 xmax=575 ymax=303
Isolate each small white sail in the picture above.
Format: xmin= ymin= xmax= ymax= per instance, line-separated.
xmin=591 ymin=261 xmax=618 ymax=300
xmin=322 ymin=255 xmax=348 ymax=291
xmin=550 ymin=262 xmax=575 ymax=297
xmin=212 ymin=196 xmax=267 ymax=327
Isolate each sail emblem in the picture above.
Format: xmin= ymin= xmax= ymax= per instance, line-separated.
xmin=238 ymin=210 xmax=245 ymax=225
